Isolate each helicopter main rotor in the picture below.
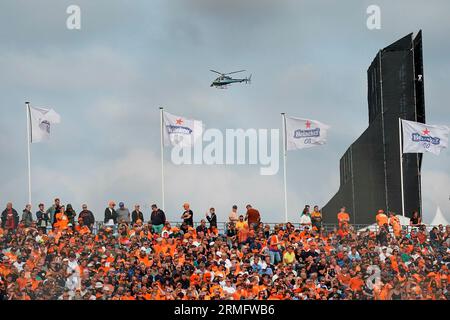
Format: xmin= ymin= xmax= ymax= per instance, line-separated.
xmin=210 ymin=69 xmax=246 ymax=76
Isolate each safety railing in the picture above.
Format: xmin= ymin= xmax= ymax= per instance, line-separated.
xmin=85 ymin=221 xmax=441 ymax=236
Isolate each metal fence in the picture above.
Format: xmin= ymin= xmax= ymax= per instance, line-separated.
xmin=85 ymin=220 xmax=441 ymax=236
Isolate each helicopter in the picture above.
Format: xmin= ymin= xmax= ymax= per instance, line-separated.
xmin=210 ymin=69 xmax=251 ymax=88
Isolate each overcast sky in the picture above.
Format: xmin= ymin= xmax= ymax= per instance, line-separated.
xmin=0 ymin=0 xmax=449 ymax=223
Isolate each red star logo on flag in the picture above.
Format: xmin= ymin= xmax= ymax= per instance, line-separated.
xmin=176 ymin=118 xmax=184 ymax=125
xmin=422 ymin=128 xmax=430 ymax=135
xmin=305 ymin=120 xmax=311 ymax=129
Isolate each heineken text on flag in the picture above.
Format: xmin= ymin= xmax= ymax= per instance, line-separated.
xmin=29 ymin=106 xmax=61 ymax=143
xmin=285 ymin=116 xmax=330 ymax=151
xmin=162 ymin=111 xmax=203 ymax=148
xmin=401 ymin=119 xmax=449 ymax=155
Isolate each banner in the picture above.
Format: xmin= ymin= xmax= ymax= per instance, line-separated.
xmin=163 ymin=111 xmax=203 ymax=147
xmin=285 ymin=116 xmax=330 ymax=150
xmin=402 ymin=119 xmax=449 ymax=155
xmin=29 ymin=106 xmax=61 ymax=143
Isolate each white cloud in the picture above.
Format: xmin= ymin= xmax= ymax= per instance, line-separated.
xmin=22 ymin=147 xmax=300 ymax=223
xmin=0 ymin=46 xmax=142 ymax=91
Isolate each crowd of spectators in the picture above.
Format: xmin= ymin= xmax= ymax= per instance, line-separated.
xmin=1 ymin=199 xmax=449 ymax=300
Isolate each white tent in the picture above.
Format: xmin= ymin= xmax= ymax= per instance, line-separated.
xmin=430 ymin=206 xmax=449 ymax=226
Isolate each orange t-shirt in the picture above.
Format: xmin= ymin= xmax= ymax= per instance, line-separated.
xmin=376 ymin=213 xmax=388 ymax=227
xmin=349 ymin=277 xmax=364 ymax=291
xmin=337 ymin=212 xmax=350 ymax=227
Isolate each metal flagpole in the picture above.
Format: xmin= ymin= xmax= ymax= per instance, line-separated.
xmin=281 ymin=113 xmax=288 ymax=223
xmin=25 ymin=102 xmax=32 ymax=205
xmin=160 ymin=107 xmax=165 ymax=211
xmin=398 ymin=118 xmax=405 ymax=217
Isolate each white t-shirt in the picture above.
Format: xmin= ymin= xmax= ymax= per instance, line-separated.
xmin=299 ymin=214 xmax=312 ymax=225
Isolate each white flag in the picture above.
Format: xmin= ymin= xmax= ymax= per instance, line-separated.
xmin=163 ymin=111 xmax=203 ymax=147
xmin=285 ymin=116 xmax=330 ymax=151
xmin=402 ymin=119 xmax=449 ymax=155
xmin=29 ymin=106 xmax=61 ymax=143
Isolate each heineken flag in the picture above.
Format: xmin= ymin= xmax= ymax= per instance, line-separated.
xmin=285 ymin=116 xmax=330 ymax=151
xmin=29 ymin=106 xmax=61 ymax=143
xmin=402 ymin=119 xmax=449 ymax=155
xmin=163 ymin=111 xmax=203 ymax=147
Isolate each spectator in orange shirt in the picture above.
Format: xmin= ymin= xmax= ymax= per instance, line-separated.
xmin=376 ymin=209 xmax=389 ymax=228
xmin=337 ymin=206 xmax=350 ymax=229
xmin=389 ymin=212 xmax=401 ymax=238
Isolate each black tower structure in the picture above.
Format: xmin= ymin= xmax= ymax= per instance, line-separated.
xmin=322 ymin=31 xmax=425 ymax=224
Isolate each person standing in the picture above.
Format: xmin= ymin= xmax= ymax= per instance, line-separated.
xmin=337 ymin=206 xmax=350 ymax=229
xmin=299 ymin=206 xmax=312 ymax=230
xmin=104 ymin=201 xmax=117 ymax=225
xmin=206 ymin=207 xmax=217 ymax=230
xmin=21 ymin=204 xmax=33 ymax=228
xmin=36 ymin=203 xmax=50 ymax=233
xmin=228 ymin=205 xmax=239 ymax=224
xmin=54 ymin=206 xmax=69 ymax=231
xmin=245 ymin=204 xmax=261 ymax=230
xmin=150 ymin=204 xmax=166 ymax=234
xmin=65 ymin=204 xmax=77 ymax=229
xmin=181 ymin=203 xmax=193 ymax=227
xmin=116 ymin=202 xmax=131 ymax=224
xmin=78 ymin=204 xmax=95 ymax=230
xmin=409 ymin=211 xmax=422 ymax=227
xmin=46 ymin=198 xmax=62 ymax=226
xmin=310 ymin=205 xmax=322 ymax=233
xmin=389 ymin=212 xmax=401 ymax=239
xmin=1 ymin=202 xmax=19 ymax=231
xmin=131 ymin=205 xmax=144 ymax=225
xmin=268 ymin=231 xmax=282 ymax=265
xmin=376 ymin=209 xmax=388 ymax=229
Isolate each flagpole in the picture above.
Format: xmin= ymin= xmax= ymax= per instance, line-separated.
xmin=160 ymin=107 xmax=165 ymax=211
xmin=398 ymin=118 xmax=405 ymax=217
xmin=25 ymin=102 xmax=32 ymax=206
xmin=281 ymin=113 xmax=288 ymax=223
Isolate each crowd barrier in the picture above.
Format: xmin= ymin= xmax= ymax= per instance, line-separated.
xmin=77 ymin=220 xmax=443 ymax=236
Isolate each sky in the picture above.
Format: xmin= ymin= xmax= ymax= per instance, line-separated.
xmin=0 ymin=0 xmax=449 ymax=223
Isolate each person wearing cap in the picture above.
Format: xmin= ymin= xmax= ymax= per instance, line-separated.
xmin=116 ymin=202 xmax=130 ymax=224
xmin=79 ymin=204 xmax=95 ymax=230
xmin=181 ymin=203 xmax=194 ymax=227
xmin=104 ymin=201 xmax=117 ymax=225
xmin=150 ymin=204 xmax=166 ymax=234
